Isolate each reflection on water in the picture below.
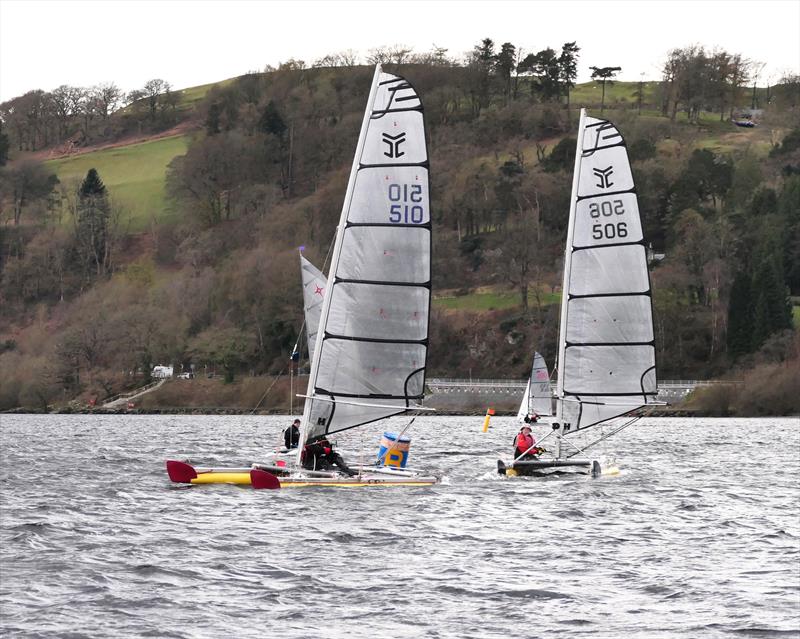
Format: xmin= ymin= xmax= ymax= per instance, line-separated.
xmin=1 ymin=415 xmax=798 ymax=638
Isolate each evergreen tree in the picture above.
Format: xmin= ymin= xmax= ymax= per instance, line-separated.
xmin=206 ymin=102 xmax=221 ymax=135
xmin=543 ymin=137 xmax=577 ymax=172
xmin=726 ymin=270 xmax=753 ymax=358
xmin=0 ymin=121 xmax=9 ymax=166
xmin=590 ymin=65 xmax=622 ymax=114
xmin=750 ymin=255 xmax=793 ymax=350
xmin=258 ymin=101 xmax=286 ymax=137
xmin=531 ymin=48 xmax=561 ymax=101
xmin=558 ymin=42 xmax=580 ymax=107
xmin=76 ymin=168 xmax=111 ymax=276
xmin=495 ymin=42 xmax=516 ymax=104
xmin=778 ymin=176 xmax=800 ymax=293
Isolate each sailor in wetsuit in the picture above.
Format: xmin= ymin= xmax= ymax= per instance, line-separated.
xmin=301 ymin=438 xmax=357 ymax=476
xmin=284 ymin=419 xmax=301 ymax=449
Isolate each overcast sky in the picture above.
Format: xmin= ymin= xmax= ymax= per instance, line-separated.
xmin=1 ymin=0 xmax=798 ymax=102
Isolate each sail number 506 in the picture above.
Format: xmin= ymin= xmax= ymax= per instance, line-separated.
xmin=589 ymin=198 xmax=626 ymax=240
xmin=388 ymin=183 xmax=424 ymax=224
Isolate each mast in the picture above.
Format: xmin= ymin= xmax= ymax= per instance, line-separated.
xmin=556 ymin=108 xmax=586 ymax=425
xmin=296 ymin=65 xmax=383 ymax=465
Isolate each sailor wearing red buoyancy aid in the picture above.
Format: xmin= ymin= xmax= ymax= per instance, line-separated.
xmin=514 ymin=425 xmax=539 ymax=459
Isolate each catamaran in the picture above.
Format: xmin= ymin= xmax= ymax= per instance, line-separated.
xmin=498 ymin=109 xmax=660 ymax=477
xmin=167 ymin=64 xmax=439 ymax=489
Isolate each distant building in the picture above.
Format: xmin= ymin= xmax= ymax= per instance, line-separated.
xmin=152 ymin=365 xmax=174 ymax=379
xmin=647 ymin=244 xmax=666 ymax=265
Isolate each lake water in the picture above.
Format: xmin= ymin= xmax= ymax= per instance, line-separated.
xmin=1 ymin=415 xmax=798 ymax=638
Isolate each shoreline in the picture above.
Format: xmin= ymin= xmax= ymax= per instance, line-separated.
xmin=2 ymin=406 xmax=733 ymax=418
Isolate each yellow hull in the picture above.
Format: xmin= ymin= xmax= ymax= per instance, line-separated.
xmin=167 ymin=460 xmax=437 ymax=489
xmin=191 ymin=472 xmax=252 ymax=485
xmin=190 ymin=473 xmax=436 ymax=488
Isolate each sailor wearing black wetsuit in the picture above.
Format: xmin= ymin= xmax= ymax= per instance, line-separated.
xmin=301 ymin=439 xmax=357 ymax=476
xmin=284 ymin=419 xmax=301 ymax=449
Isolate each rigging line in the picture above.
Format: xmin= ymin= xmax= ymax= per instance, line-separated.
xmin=249 ymin=362 xmax=290 ymax=415
xmin=321 ymin=232 xmax=336 ymax=275
xmin=565 ymin=415 xmax=641 ymax=457
xmin=291 ymin=318 xmax=306 ymax=356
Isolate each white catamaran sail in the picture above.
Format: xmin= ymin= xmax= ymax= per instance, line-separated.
xmin=166 ymin=65 xmax=436 ymax=489
xmin=555 ymin=109 xmax=658 ymax=433
xmin=297 ymin=64 xmax=432 ymax=455
xmin=300 ymin=254 xmax=326 ymax=359
xmin=516 ymin=351 xmax=553 ymax=421
xmin=498 ymin=108 xmax=658 ymax=476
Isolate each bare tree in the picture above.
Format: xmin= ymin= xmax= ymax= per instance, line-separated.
xmin=93 ymin=82 xmax=122 ymax=118
xmin=142 ymin=79 xmax=168 ymax=119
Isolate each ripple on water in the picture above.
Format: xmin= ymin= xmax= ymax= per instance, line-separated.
xmin=0 ymin=415 xmax=798 ymax=639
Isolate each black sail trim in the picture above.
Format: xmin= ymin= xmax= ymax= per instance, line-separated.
xmin=323 ymin=332 xmax=428 ymax=346
xmin=581 ymin=141 xmax=625 ymax=154
xmin=565 ymin=340 xmax=656 ymax=347
xmin=404 ymin=367 xmax=425 ymax=399
xmin=572 ymin=240 xmax=647 ymax=252
xmin=371 ymin=105 xmax=424 ymax=117
xmin=345 ymin=221 xmax=432 ymax=230
xmin=640 ymin=365 xmax=656 ymax=395
xmin=314 ymin=387 xmax=424 ymax=401
xmin=568 ymin=290 xmax=651 ymax=300
xmin=334 ymin=277 xmax=431 ymax=289
xmin=379 ymin=77 xmax=404 ymax=86
xmin=563 ymin=391 xmax=658 ymax=397
xmin=576 ymin=187 xmax=636 ymax=201
xmin=359 ymin=161 xmax=430 ymax=170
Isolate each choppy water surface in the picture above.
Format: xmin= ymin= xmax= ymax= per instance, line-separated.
xmin=1 ymin=415 xmax=798 ymax=638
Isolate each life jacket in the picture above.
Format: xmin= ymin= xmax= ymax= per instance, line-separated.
xmin=514 ymin=432 xmax=535 ymax=453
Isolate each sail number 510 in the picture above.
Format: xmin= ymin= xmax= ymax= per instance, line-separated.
xmin=589 ymin=198 xmax=627 ymax=240
xmin=388 ymin=183 xmax=424 ymax=224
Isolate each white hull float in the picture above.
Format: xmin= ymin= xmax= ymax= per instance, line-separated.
xmin=166 ymin=460 xmax=439 ymax=489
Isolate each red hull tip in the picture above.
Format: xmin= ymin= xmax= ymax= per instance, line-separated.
xmin=166 ymin=460 xmax=197 ymax=483
xmin=250 ymin=469 xmax=281 ymax=490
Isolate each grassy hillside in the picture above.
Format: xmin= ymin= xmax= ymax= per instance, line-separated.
xmin=40 ymin=78 xmax=775 ymax=236
xmin=2 ymin=64 xmax=797 ymax=414
xmin=570 ymin=80 xmax=660 ymax=107
xmin=46 ymin=134 xmax=189 ymax=230
xmin=434 ymin=288 xmax=560 ymax=311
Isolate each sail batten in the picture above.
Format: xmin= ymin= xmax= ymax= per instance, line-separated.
xmin=298 ymin=65 xmax=431 ymax=448
xmin=556 ymin=109 xmax=657 ymax=432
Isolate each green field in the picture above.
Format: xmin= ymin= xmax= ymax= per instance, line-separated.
xmin=46 ymin=134 xmax=189 ymax=230
xmin=569 ymin=80 xmax=659 ymax=107
xmin=434 ymin=289 xmax=561 ymax=311
xmin=793 ymin=305 xmax=800 ymax=328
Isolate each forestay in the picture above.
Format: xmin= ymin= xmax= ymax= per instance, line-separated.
xmin=516 ymin=351 xmax=553 ymax=421
xmin=300 ymin=254 xmax=326 ymax=359
xmin=555 ymin=110 xmax=657 ymax=431
xmin=299 ymin=65 xmax=431 ymax=447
